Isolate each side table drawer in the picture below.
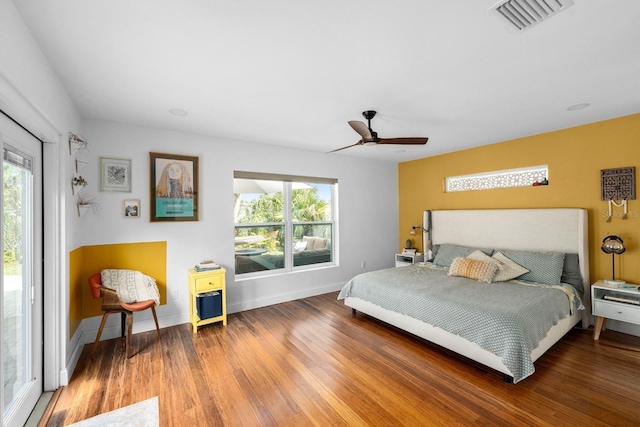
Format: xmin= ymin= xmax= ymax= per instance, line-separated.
xmin=593 ymin=300 xmax=640 ymax=324
xmin=194 ymin=274 xmax=223 ymax=292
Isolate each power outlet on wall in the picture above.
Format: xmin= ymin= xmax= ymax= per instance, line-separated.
xmin=171 ymin=288 xmax=178 ymax=299
xmin=360 ymin=261 xmax=366 ymax=269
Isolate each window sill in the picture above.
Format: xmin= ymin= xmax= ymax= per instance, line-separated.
xmin=233 ymin=262 xmax=338 ymax=282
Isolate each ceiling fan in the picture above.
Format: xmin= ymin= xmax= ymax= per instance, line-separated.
xmin=329 ymin=110 xmax=428 ymax=153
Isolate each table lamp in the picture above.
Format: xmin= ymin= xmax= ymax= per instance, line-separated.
xmin=601 ymin=235 xmax=625 ymax=281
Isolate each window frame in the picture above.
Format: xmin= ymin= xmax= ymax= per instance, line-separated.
xmin=234 ymin=172 xmax=337 ymax=279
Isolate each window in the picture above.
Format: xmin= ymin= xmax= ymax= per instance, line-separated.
xmin=233 ymin=171 xmax=336 ymax=276
xmin=445 ymin=165 xmax=548 ymax=192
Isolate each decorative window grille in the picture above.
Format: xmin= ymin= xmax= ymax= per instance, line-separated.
xmin=445 ymin=165 xmax=548 ymax=193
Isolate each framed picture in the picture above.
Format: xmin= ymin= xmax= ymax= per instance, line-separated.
xmin=100 ymin=157 xmax=132 ymax=192
xmin=123 ymin=199 xmax=140 ymax=218
xmin=149 ymin=152 xmax=199 ymax=222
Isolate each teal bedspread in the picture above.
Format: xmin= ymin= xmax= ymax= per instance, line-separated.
xmin=338 ymin=264 xmax=584 ymax=383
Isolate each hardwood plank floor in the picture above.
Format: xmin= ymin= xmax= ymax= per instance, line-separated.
xmin=46 ymin=292 xmax=640 ymax=426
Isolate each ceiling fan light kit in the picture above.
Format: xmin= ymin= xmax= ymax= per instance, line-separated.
xmin=330 ymin=110 xmax=428 ymax=153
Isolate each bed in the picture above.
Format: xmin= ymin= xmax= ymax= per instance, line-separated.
xmin=338 ymin=208 xmax=590 ymax=383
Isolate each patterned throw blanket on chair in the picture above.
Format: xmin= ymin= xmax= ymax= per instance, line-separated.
xmin=100 ymin=269 xmax=160 ymax=306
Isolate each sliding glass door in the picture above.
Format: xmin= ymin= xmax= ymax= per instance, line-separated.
xmin=1 ymin=115 xmax=43 ymax=427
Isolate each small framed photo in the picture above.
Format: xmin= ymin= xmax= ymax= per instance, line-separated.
xmin=150 ymin=152 xmax=199 ymax=222
xmin=123 ymin=199 xmax=140 ymax=218
xmin=100 ymin=157 xmax=132 ymax=192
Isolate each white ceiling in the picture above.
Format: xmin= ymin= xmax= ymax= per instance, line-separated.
xmin=13 ymin=0 xmax=640 ymax=162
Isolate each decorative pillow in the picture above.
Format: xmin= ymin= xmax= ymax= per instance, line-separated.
xmin=303 ymin=236 xmax=327 ymax=250
xmin=433 ymin=244 xmax=493 ymax=267
xmin=500 ymin=249 xmax=565 ymax=285
xmin=491 ymin=251 xmax=530 ymax=282
xmin=428 ymin=244 xmax=439 ymax=262
xmin=100 ymin=269 xmax=160 ymax=305
xmin=561 ymin=253 xmax=584 ymax=296
xmin=293 ymin=241 xmax=307 ymax=253
xmin=466 ymin=250 xmax=496 ymax=264
xmin=448 ymin=257 xmax=498 ymax=283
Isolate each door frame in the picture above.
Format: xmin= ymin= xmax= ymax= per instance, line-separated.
xmin=0 ymin=75 xmax=65 ymax=393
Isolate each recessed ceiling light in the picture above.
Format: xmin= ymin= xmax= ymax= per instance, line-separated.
xmin=169 ymin=108 xmax=188 ymax=116
xmin=566 ymin=103 xmax=590 ymax=111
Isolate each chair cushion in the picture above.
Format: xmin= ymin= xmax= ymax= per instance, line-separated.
xmin=120 ymin=299 xmax=156 ymax=311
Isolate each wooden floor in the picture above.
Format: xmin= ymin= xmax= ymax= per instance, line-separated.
xmin=46 ymin=292 xmax=640 ymax=426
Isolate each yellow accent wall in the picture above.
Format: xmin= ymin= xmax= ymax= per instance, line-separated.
xmin=69 ymin=247 xmax=84 ymax=338
xmin=69 ymin=241 xmax=167 ymax=336
xmin=399 ymin=113 xmax=640 ymax=286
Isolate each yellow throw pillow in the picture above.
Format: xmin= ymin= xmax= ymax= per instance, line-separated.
xmin=466 ymin=250 xmax=530 ymax=282
xmin=448 ymin=257 xmax=499 ymax=283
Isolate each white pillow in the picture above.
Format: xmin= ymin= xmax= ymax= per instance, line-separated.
xmin=466 ymin=250 xmax=496 ymax=264
xmin=303 ymin=236 xmax=327 ymax=250
xmin=491 ymin=251 xmax=529 ymax=282
xmin=293 ymin=241 xmax=307 ymax=253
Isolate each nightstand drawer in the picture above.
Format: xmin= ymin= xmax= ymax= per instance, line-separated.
xmin=194 ymin=274 xmax=223 ymax=292
xmin=593 ymin=300 xmax=640 ymax=324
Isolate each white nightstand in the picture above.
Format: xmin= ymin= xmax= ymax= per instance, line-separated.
xmin=591 ymin=280 xmax=640 ymax=340
xmin=395 ymin=253 xmax=424 ymax=267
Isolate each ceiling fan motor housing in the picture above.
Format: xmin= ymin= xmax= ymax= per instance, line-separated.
xmin=362 ymin=111 xmax=378 ymax=141
xmin=362 ymin=110 xmax=377 ymax=120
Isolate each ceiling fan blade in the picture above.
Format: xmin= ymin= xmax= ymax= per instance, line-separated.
xmin=327 ymin=141 xmax=363 ymax=153
xmin=377 ymin=137 xmax=428 ymax=145
xmin=348 ymin=121 xmax=373 ymax=141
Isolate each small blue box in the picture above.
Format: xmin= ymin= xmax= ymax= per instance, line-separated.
xmin=196 ymin=291 xmax=222 ymax=320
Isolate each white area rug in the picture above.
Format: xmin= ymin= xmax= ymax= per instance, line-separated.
xmin=68 ymin=396 xmax=159 ymax=427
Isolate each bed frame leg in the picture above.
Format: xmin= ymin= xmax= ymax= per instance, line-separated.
xmin=351 ymin=308 xmax=356 ymax=316
xmin=503 ymin=374 xmax=513 ymax=383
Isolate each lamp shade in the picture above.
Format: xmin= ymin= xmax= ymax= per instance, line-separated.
xmin=601 ymin=235 xmax=625 ymax=254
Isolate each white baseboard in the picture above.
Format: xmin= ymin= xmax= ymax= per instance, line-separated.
xmin=80 ymin=312 xmax=191 ymax=346
xmin=226 ymin=281 xmax=345 ymax=314
xmin=62 ymin=326 xmax=84 ymax=387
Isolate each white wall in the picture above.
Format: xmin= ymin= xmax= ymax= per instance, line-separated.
xmin=79 ymin=119 xmax=399 ymax=331
xmin=1 ymin=0 xmax=82 ymax=389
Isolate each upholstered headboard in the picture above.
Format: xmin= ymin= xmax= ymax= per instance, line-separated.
xmin=423 ymin=208 xmax=590 ymax=325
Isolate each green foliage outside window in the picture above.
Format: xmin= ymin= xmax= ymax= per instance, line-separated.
xmin=3 ymin=163 xmax=24 ymax=274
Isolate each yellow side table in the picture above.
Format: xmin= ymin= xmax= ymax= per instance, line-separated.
xmin=188 ymin=268 xmax=227 ymax=333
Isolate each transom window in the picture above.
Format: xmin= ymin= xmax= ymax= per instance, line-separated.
xmin=233 ymin=171 xmax=336 ymax=276
xmin=445 ymin=165 xmax=548 ymax=192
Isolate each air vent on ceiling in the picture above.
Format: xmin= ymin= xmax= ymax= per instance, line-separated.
xmin=489 ymin=0 xmax=574 ymax=32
